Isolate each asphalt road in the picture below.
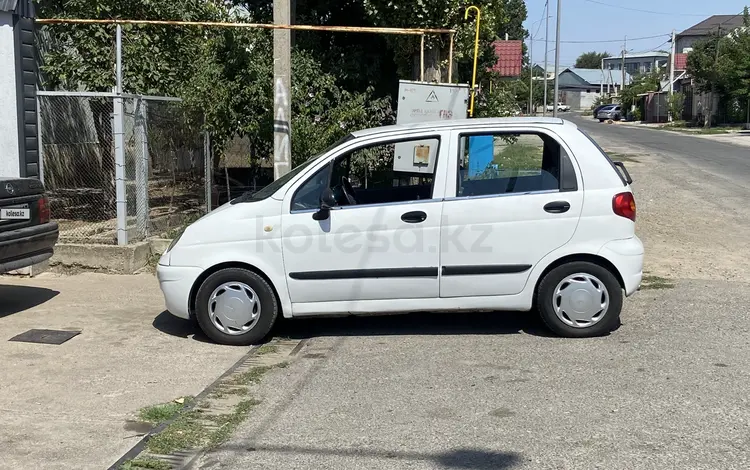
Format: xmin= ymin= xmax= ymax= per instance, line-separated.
xmin=200 ymin=279 xmax=750 ymax=470
xmin=568 ymin=114 xmax=750 ymax=189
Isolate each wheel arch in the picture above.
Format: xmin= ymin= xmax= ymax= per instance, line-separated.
xmin=533 ymin=253 xmax=625 ymax=298
xmin=189 ymin=261 xmax=284 ymax=320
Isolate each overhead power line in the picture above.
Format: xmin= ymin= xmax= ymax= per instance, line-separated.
xmin=583 ymin=0 xmax=710 ymax=17
xmin=531 ymin=33 xmax=670 ymax=44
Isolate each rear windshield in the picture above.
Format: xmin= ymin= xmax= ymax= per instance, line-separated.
xmin=577 ymin=129 xmax=628 ymax=186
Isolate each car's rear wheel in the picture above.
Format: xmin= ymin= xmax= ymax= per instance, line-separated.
xmin=195 ymin=268 xmax=278 ymax=345
xmin=598 ymin=118 xmax=605 ymax=122
xmin=536 ymin=261 xmax=622 ymax=338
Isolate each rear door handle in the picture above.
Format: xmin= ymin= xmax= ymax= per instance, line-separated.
xmin=543 ymin=201 xmax=571 ymax=214
xmin=401 ymin=211 xmax=427 ymax=223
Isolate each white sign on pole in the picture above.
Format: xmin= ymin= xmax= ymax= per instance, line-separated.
xmin=394 ymin=80 xmax=470 ymax=174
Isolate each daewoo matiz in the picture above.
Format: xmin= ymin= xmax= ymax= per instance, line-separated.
xmin=158 ymin=117 xmax=643 ymax=345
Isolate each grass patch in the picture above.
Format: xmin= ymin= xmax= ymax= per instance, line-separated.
xmin=662 ymin=123 xmax=741 ymax=135
xmin=146 ymin=413 xmax=206 ymax=454
xmin=255 ymin=344 xmax=279 ymax=355
xmin=120 ymin=458 xmax=171 ymax=470
xmin=205 ymin=398 xmax=261 ymax=449
xmin=228 ymin=365 xmax=276 ymax=386
xmin=641 ymin=274 xmax=675 ymax=290
xmin=138 ymin=398 xmax=191 ymax=423
xmin=493 ymin=142 xmax=542 ymax=170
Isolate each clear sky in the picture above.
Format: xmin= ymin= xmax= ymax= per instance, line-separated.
xmin=523 ymin=0 xmax=749 ymax=69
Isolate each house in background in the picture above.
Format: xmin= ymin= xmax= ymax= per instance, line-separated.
xmin=672 ymin=14 xmax=746 ymax=121
xmin=675 ymin=15 xmax=745 ymax=53
xmin=556 ymin=68 xmax=631 ymax=111
xmin=602 ymin=51 xmax=669 ymax=77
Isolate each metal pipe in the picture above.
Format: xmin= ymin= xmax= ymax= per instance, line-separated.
xmin=420 ymin=34 xmax=425 ymax=81
xmin=529 ymin=35 xmax=533 ymax=115
xmin=543 ymin=1 xmax=549 ymax=116
xmin=448 ymin=32 xmax=454 ymax=83
xmin=37 ymin=18 xmax=455 ymax=35
xmin=115 ymin=24 xmax=122 ymax=93
xmin=552 ymin=0 xmax=561 ymax=118
xmin=465 ymin=5 xmax=481 ymax=117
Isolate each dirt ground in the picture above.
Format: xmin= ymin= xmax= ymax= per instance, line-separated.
xmin=603 ymin=143 xmax=750 ymax=283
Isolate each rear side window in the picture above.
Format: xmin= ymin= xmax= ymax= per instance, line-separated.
xmin=577 ymin=129 xmax=628 ymax=186
xmin=456 ymin=132 xmax=577 ymax=197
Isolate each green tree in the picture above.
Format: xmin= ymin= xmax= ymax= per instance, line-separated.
xmin=686 ymin=8 xmax=750 ymax=127
xmin=575 ymin=51 xmax=610 ymax=69
xmin=668 ymin=92 xmax=685 ymax=121
xmin=620 ymin=70 xmax=663 ymax=119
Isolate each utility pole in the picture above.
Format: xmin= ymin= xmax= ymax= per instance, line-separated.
xmin=621 ymin=36 xmax=626 ymax=95
xmin=273 ymin=0 xmax=292 ymax=179
xmin=669 ymin=29 xmax=676 ymax=97
xmin=669 ymin=29 xmax=676 ymax=121
xmin=529 ymin=36 xmax=534 ymax=115
xmin=552 ymin=0 xmax=561 ymax=118
xmin=707 ymin=25 xmax=721 ymax=129
xmin=543 ymin=0 xmax=549 ymax=116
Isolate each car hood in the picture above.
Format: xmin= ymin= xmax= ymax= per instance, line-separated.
xmin=179 ymin=197 xmax=284 ymax=247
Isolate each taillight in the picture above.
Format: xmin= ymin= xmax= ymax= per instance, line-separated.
xmin=38 ymin=196 xmax=50 ymax=224
xmin=612 ymin=192 xmax=636 ymax=221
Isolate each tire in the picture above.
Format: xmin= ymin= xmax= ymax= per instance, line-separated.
xmin=195 ymin=268 xmax=279 ymax=346
xmin=536 ymin=261 xmax=622 ymax=338
xmin=599 ymin=118 xmax=605 ymax=122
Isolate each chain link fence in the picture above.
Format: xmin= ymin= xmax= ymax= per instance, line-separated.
xmin=38 ymin=92 xmax=210 ymax=245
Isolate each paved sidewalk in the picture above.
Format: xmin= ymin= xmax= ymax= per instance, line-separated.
xmin=0 ymin=273 xmax=249 ymax=470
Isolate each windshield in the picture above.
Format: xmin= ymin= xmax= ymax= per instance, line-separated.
xmin=232 ymin=133 xmax=354 ymax=203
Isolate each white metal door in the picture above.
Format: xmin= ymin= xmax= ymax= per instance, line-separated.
xmin=282 ymin=201 xmax=443 ymax=303
xmin=439 ymin=127 xmax=583 ymax=298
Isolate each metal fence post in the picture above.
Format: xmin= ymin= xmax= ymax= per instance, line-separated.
xmin=135 ymin=97 xmax=149 ymax=238
xmin=204 ymin=131 xmax=212 ymax=213
xmin=114 ymin=24 xmax=128 ymax=245
xmin=36 ymin=93 xmax=44 ymax=185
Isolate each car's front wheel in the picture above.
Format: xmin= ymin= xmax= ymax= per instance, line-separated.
xmin=536 ymin=261 xmax=622 ymax=338
xmin=194 ymin=268 xmax=279 ymax=345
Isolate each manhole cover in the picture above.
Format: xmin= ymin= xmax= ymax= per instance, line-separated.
xmin=9 ymin=329 xmax=80 ymax=345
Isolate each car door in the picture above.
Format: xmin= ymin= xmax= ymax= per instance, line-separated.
xmin=281 ymin=131 xmax=449 ymax=305
xmin=439 ymin=126 xmax=583 ymax=298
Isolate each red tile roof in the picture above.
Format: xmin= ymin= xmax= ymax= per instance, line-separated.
xmin=489 ymin=40 xmax=523 ymax=77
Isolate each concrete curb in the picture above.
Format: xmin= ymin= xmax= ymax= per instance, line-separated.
xmin=49 ymin=238 xmax=173 ymax=274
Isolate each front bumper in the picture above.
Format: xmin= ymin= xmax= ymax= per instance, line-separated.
xmin=598 ymin=236 xmax=644 ymax=296
xmin=0 ymin=222 xmax=59 ymax=273
xmin=156 ymin=263 xmax=203 ymax=320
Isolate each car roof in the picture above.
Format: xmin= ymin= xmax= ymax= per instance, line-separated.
xmin=351 ymin=117 xmax=569 ymax=138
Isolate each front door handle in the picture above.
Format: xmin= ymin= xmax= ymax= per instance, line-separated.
xmin=543 ymin=201 xmax=571 ymax=214
xmin=401 ymin=211 xmax=427 ymax=223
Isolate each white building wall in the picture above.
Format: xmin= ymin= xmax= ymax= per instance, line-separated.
xmin=0 ymin=12 xmax=20 ymax=177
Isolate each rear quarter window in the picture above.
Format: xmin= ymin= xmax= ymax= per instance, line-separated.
xmin=577 ymin=129 xmax=628 ymax=186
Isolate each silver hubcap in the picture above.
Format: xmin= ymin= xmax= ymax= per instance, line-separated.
xmin=208 ymin=282 xmax=261 ymax=335
xmin=553 ymin=273 xmax=609 ymax=328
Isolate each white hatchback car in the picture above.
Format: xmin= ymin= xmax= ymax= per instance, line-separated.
xmin=158 ymin=117 xmax=643 ymax=345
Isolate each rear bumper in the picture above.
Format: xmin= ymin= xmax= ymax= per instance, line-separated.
xmin=599 ymin=236 xmax=644 ymax=296
xmin=156 ymin=263 xmax=203 ymax=320
xmin=0 ymin=222 xmax=59 ymax=273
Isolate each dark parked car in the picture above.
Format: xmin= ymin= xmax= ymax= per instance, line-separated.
xmin=0 ymin=177 xmax=59 ymax=273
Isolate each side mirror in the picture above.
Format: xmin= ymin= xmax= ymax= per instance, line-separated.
xmin=312 ymin=188 xmax=336 ymax=221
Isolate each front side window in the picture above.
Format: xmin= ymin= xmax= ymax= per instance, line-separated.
xmin=291 ymin=164 xmax=331 ymax=211
xmin=291 ymin=136 xmax=441 ymax=210
xmin=456 ymin=132 xmax=567 ymax=197
xmin=331 ymin=137 xmax=440 ymax=207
